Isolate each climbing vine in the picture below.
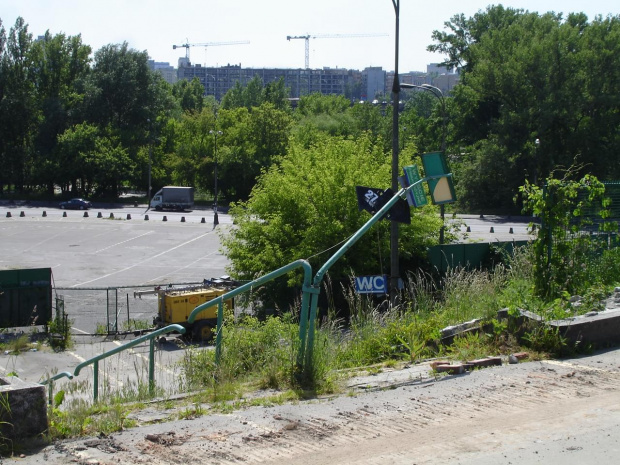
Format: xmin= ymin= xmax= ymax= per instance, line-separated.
xmin=519 ymin=171 xmax=613 ymax=299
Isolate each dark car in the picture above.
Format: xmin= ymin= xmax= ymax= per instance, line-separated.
xmin=59 ymin=198 xmax=92 ymax=210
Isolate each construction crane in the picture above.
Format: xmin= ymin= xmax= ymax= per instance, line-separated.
xmin=172 ymin=40 xmax=250 ymax=64
xmin=286 ymin=33 xmax=388 ymax=69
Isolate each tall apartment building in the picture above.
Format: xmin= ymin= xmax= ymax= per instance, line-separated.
xmin=169 ymin=59 xmax=459 ymax=101
xmin=177 ymin=59 xmax=366 ymax=100
xmin=147 ymin=60 xmax=177 ymax=84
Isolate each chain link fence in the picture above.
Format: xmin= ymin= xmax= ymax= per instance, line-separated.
xmin=54 ymin=282 xmax=203 ymax=335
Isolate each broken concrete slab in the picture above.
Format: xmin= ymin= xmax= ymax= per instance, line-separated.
xmin=499 ymin=305 xmax=620 ymax=348
xmin=0 ymin=376 xmax=47 ymax=439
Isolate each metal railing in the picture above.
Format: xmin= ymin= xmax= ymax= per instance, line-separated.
xmin=41 ymin=176 xmax=441 ymax=401
xmin=41 ymin=324 xmax=186 ymax=403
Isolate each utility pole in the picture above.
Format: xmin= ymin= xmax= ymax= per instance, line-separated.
xmin=390 ymin=0 xmax=401 ymax=305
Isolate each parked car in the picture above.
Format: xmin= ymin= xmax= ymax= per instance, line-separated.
xmin=59 ymin=198 xmax=92 ymax=210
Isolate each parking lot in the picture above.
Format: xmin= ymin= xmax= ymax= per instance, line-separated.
xmin=0 ymin=203 xmax=231 ymax=394
xmin=0 ymin=202 xmax=533 ymax=398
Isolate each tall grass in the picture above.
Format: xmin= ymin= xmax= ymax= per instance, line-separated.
xmin=49 ymin=241 xmax=620 ymax=438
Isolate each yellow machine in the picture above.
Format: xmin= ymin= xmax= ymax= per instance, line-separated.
xmin=153 ymin=278 xmax=235 ymax=341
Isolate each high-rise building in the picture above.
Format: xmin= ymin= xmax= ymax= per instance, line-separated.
xmin=148 ymin=60 xmax=177 ymax=84
xmin=168 ymin=59 xmax=459 ymax=100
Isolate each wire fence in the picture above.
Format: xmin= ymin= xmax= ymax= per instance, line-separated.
xmin=54 ymin=282 xmax=202 ymax=335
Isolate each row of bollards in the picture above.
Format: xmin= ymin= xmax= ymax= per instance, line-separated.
xmin=465 ymin=225 xmax=515 ymax=234
xmin=5 ymin=211 xmax=209 ymax=223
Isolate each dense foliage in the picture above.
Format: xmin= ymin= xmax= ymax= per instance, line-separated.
xmin=220 ymin=133 xmax=442 ymax=308
xmin=520 ymin=171 xmax=615 ymax=299
xmin=429 ymin=6 xmax=620 ymax=212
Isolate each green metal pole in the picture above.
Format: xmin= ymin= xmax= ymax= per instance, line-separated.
xmin=106 ymin=289 xmax=109 ymax=334
xmin=186 ymin=260 xmax=314 ymax=371
xmin=305 ymin=185 xmax=408 ymax=372
xmin=215 ymin=300 xmax=223 ymax=365
xmin=149 ymin=338 xmax=155 ymax=395
xmin=304 ymin=176 xmax=447 ymax=374
xmin=93 ymin=360 xmax=99 ymax=401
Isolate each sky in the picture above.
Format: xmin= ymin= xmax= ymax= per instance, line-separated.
xmin=1 ymin=1 xmax=617 ymax=72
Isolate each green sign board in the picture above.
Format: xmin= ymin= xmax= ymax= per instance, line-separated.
xmin=421 ymin=151 xmax=457 ymax=205
xmin=401 ymin=165 xmax=428 ymax=207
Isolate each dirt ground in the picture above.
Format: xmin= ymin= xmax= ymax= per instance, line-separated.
xmin=6 ymin=348 xmax=620 ymax=465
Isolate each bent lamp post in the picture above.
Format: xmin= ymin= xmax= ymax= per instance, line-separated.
xmin=303 ymin=155 xmax=455 ymax=369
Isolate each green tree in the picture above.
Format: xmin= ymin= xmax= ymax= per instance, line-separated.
xmin=172 ymin=77 xmax=204 ymax=113
xmin=220 ymin=75 xmax=291 ymax=111
xmin=28 ymin=31 xmax=91 ymax=194
xmin=221 ymin=134 xmax=442 ymax=310
xmin=0 ymin=17 xmax=37 ymax=193
xmin=430 ymin=7 xmax=620 ymax=212
xmin=83 ymin=42 xmax=174 ymax=194
xmin=215 ymin=103 xmax=292 ymax=201
xmin=55 ymin=123 xmax=133 ymax=196
xmin=165 ymin=107 xmax=216 ymax=188
xmin=520 ymin=171 xmax=612 ymax=299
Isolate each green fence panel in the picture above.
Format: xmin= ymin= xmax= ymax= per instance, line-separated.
xmin=0 ymin=268 xmax=52 ymax=327
xmin=428 ymin=241 xmax=529 ymax=272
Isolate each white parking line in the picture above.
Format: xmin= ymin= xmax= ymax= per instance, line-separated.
xmin=73 ymin=230 xmax=216 ymax=287
xmin=91 ymin=231 xmax=154 ymax=255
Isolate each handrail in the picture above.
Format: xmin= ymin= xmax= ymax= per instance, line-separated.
xmin=40 ymin=371 xmax=74 ymax=406
xmin=73 ymin=324 xmax=186 ymax=401
xmin=304 ymin=176 xmax=447 ymax=368
xmin=187 ymin=259 xmax=315 ymax=368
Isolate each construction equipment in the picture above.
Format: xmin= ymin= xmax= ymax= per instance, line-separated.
xmin=153 ymin=276 xmax=237 ymax=342
xmin=172 ymin=40 xmax=250 ymax=64
xmin=286 ymin=33 xmax=388 ymax=69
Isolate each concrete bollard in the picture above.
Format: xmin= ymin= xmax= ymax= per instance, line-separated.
xmin=97 ymin=212 xmax=102 ymax=218
xmin=201 ymin=217 xmax=206 ymax=223
xmin=509 ymin=227 xmax=514 ymax=234
xmin=5 ymin=212 xmax=10 ymax=218
xmin=144 ymin=215 xmax=149 ymax=221
xmin=163 ymin=216 xmax=167 ymax=222
xmin=63 ymin=212 xmax=67 ymax=217
xmin=20 ymin=211 xmax=25 ymax=217
xmin=42 ymin=211 xmax=47 ymax=217
xmin=109 ymin=213 xmax=114 ymax=219
xmin=83 ymin=211 xmax=88 ymax=218
xmin=466 ymin=226 xmax=471 ymax=232
xmin=181 ymin=216 xmax=185 ymax=222
xmin=126 ymin=214 xmax=131 ymax=220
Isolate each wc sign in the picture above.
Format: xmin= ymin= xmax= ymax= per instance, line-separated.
xmin=354 ymin=275 xmax=388 ymax=294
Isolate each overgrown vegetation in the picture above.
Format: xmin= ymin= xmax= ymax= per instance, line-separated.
xmin=44 ymin=233 xmax=620 ymax=441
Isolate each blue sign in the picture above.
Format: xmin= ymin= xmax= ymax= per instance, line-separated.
xmin=355 ymin=275 xmax=388 ymax=294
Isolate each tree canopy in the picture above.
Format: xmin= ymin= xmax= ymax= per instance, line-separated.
xmin=429 ymin=6 xmax=620 ymax=212
xmin=221 ymin=133 xmax=442 ymax=309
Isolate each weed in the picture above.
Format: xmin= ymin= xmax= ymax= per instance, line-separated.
xmin=94 ymin=322 xmax=108 ymax=335
xmin=121 ymin=319 xmax=152 ymax=332
xmin=178 ymin=403 xmax=204 ymax=420
xmin=522 ymin=323 xmax=569 ymax=357
xmin=0 ymin=393 xmax=14 ymax=455
xmin=447 ymin=332 xmax=489 ymax=361
xmin=48 ymin=311 xmax=72 ymax=350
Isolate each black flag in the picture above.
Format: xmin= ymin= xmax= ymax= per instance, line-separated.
xmin=356 ymin=186 xmax=384 ymax=213
xmin=356 ymin=186 xmax=411 ymax=224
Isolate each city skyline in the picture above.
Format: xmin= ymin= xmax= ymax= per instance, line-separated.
xmin=3 ymin=0 xmax=617 ymax=72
